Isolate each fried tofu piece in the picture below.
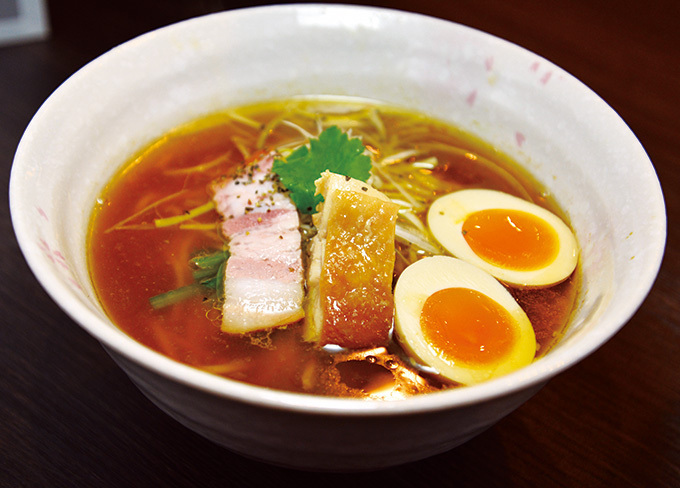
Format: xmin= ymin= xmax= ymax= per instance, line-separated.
xmin=304 ymin=171 xmax=400 ymax=348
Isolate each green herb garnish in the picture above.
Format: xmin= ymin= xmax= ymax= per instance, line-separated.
xmin=149 ymin=249 xmax=229 ymax=309
xmin=149 ymin=283 xmax=205 ymax=310
xmin=272 ymin=126 xmax=372 ymax=213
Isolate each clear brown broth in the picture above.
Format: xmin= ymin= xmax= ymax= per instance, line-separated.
xmin=88 ymin=98 xmax=579 ymax=398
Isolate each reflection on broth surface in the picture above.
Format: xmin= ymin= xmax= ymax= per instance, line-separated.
xmin=88 ymin=97 xmax=579 ymax=398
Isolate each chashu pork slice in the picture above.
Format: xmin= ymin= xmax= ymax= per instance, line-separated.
xmin=211 ymin=152 xmax=304 ymax=334
xmin=304 ymin=171 xmax=400 ymax=348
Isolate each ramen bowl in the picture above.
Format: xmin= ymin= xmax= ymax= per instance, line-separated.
xmin=9 ymin=4 xmax=665 ymax=471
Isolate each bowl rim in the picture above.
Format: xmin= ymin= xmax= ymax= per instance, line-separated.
xmin=9 ymin=3 xmax=667 ymax=417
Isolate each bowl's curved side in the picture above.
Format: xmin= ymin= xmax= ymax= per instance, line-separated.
xmin=108 ymin=345 xmax=545 ymax=471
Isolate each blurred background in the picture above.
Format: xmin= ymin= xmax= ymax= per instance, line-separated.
xmin=1 ymin=1 xmax=678 ymax=487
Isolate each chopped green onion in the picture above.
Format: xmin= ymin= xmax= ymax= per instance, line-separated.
xmin=192 ymin=267 xmax=218 ymax=281
xmin=214 ymin=260 xmax=227 ymax=298
xmin=149 ymin=283 xmax=204 ymax=310
xmin=149 ymin=249 xmax=229 ymax=309
xmin=191 ymin=250 xmax=229 ymax=269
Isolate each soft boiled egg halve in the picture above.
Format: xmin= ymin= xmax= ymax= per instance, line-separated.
xmin=394 ymin=256 xmax=536 ymax=385
xmin=427 ymin=189 xmax=579 ymax=288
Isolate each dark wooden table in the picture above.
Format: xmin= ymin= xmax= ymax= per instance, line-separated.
xmin=1 ymin=1 xmax=678 ymax=486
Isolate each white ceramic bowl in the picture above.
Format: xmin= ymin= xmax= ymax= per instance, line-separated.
xmin=9 ymin=4 xmax=665 ymax=471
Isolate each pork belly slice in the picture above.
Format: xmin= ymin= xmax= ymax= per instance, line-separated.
xmin=304 ymin=171 xmax=400 ymax=348
xmin=211 ymin=152 xmax=304 ymax=334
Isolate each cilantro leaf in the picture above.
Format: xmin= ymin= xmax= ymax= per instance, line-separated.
xmin=272 ymin=126 xmax=372 ymax=213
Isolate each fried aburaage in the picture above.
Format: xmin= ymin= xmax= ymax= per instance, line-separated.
xmin=88 ymin=98 xmax=579 ymax=399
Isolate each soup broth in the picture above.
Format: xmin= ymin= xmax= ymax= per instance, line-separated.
xmin=88 ymin=98 xmax=578 ymax=398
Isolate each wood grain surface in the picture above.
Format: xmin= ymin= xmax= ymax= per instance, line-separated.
xmin=1 ymin=1 xmax=678 ymax=486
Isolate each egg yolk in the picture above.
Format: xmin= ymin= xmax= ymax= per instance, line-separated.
xmin=420 ymin=287 xmax=517 ymax=365
xmin=462 ymin=209 xmax=559 ymax=271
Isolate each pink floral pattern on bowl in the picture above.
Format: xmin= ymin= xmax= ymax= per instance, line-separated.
xmin=35 ymin=207 xmax=82 ymax=291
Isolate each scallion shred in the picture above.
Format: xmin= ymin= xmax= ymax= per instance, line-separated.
xmin=191 ymin=250 xmax=230 ymax=270
xmin=153 ymin=200 xmax=216 ymax=228
xmin=149 ymin=249 xmax=229 ymax=309
xmin=149 ymin=283 xmax=204 ymax=310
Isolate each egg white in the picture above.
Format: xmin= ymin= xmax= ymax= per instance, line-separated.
xmin=427 ymin=189 xmax=579 ymax=287
xmin=394 ymin=255 xmax=537 ymax=386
